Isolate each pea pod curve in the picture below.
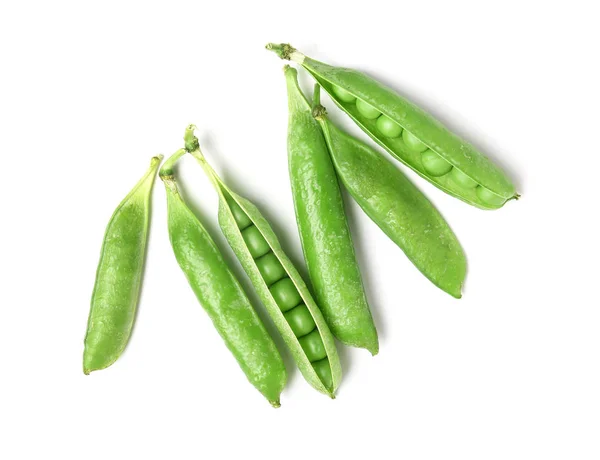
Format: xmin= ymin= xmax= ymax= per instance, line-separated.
xmin=267 ymin=43 xmax=518 ymax=210
xmin=312 ymin=89 xmax=467 ymax=298
xmin=160 ymin=150 xmax=287 ymax=407
xmin=84 ymin=155 xmax=162 ymax=374
xmin=284 ymin=65 xmax=378 ymax=355
xmin=183 ymin=126 xmax=342 ymax=397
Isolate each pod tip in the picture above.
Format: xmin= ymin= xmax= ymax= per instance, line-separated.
xmin=270 ymin=399 xmax=281 ymax=408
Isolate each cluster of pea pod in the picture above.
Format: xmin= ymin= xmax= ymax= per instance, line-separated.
xmin=83 ymin=44 xmax=518 ymax=407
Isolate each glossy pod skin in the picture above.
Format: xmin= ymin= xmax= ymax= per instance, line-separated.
xmin=313 ymin=95 xmax=467 ymax=298
xmin=184 ymin=126 xmax=341 ymax=397
xmin=284 ymin=66 xmax=378 ymax=355
xmin=159 ymin=150 xmax=286 ymax=407
xmin=267 ymin=43 xmax=518 ymax=210
xmin=83 ymin=155 xmax=162 ymax=374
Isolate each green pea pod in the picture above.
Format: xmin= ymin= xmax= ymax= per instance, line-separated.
xmin=84 ymin=155 xmax=162 ymax=374
xmin=284 ymin=65 xmax=378 ymax=355
xmin=312 ymin=90 xmax=467 ymax=298
xmin=267 ymin=43 xmax=518 ymax=210
xmin=183 ymin=126 xmax=341 ymax=397
xmin=159 ymin=150 xmax=287 ymax=407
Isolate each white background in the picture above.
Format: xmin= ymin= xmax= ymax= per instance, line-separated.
xmin=1 ymin=1 xmax=599 ymax=459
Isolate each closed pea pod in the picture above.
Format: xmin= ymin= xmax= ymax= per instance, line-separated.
xmin=159 ymin=150 xmax=286 ymax=407
xmin=83 ymin=155 xmax=162 ymax=375
xmin=183 ymin=126 xmax=341 ymax=397
xmin=267 ymin=43 xmax=519 ymax=210
xmin=312 ymin=90 xmax=466 ymax=298
xmin=284 ymin=65 xmax=378 ymax=355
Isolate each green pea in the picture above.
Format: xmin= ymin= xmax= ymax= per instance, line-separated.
xmin=376 ymin=115 xmax=402 ymax=138
xmin=332 ymin=85 xmax=356 ymax=103
xmin=241 ymin=225 xmax=270 ymax=258
xmin=228 ymin=199 xmax=252 ymax=230
xmin=312 ymin=358 xmax=333 ymax=390
xmin=450 ymin=168 xmax=478 ymax=189
xmin=356 ymin=98 xmax=381 ymax=119
xmin=421 ymin=150 xmax=453 ymax=177
xmin=269 ymin=278 xmax=302 ymax=312
xmin=476 ymin=186 xmax=506 ymax=206
xmin=255 ymin=252 xmax=286 ymax=286
xmin=402 ymin=130 xmax=428 ymax=152
xmin=298 ymin=329 xmax=327 ymax=362
xmin=284 ymin=304 xmax=316 ymax=337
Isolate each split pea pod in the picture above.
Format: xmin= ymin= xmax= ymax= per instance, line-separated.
xmin=160 ymin=150 xmax=286 ymax=407
xmin=84 ymin=155 xmax=162 ymax=374
xmin=312 ymin=89 xmax=467 ymax=298
xmin=284 ymin=65 xmax=378 ymax=355
xmin=183 ymin=126 xmax=341 ymax=397
xmin=267 ymin=43 xmax=518 ymax=210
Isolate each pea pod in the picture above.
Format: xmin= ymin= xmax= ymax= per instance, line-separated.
xmin=183 ymin=126 xmax=341 ymax=397
xmin=159 ymin=150 xmax=287 ymax=407
xmin=284 ymin=65 xmax=378 ymax=355
xmin=312 ymin=89 xmax=467 ymax=298
xmin=267 ymin=43 xmax=518 ymax=210
xmin=84 ymin=155 xmax=162 ymax=374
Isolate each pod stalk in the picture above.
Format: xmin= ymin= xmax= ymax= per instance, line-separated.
xmin=266 ymin=42 xmax=304 ymax=63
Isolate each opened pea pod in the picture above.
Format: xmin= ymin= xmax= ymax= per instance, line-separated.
xmin=267 ymin=43 xmax=518 ymax=210
xmin=183 ymin=125 xmax=341 ymax=397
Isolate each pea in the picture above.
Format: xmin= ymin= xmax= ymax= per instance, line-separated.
xmin=450 ymin=167 xmax=478 ymax=189
xmin=269 ymin=278 xmax=302 ymax=312
xmin=255 ymin=252 xmax=286 ymax=286
xmin=332 ymin=85 xmax=356 ymax=103
xmin=284 ymin=304 xmax=316 ymax=337
xmin=241 ymin=225 xmax=270 ymax=258
xmin=402 ymin=130 xmax=428 ymax=153
xmin=356 ymin=98 xmax=381 ymax=119
xmin=228 ymin=199 xmax=252 ymax=230
xmin=376 ymin=115 xmax=402 ymax=138
xmin=421 ymin=150 xmax=453 ymax=177
xmin=476 ymin=185 xmax=506 ymax=206
xmin=312 ymin=358 xmax=333 ymax=390
xmin=298 ymin=329 xmax=327 ymax=362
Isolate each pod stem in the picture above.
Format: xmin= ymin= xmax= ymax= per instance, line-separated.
xmin=311 ymin=84 xmax=328 ymax=121
xmin=312 ymin=83 xmax=321 ymax=109
xmin=183 ymin=125 xmax=222 ymax=190
xmin=266 ymin=43 xmax=305 ymax=64
xmin=159 ymin=149 xmax=186 ymax=179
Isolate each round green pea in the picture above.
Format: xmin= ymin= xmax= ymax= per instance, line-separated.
xmin=284 ymin=304 xmax=316 ymax=337
xmin=376 ymin=115 xmax=402 ymax=138
xmin=421 ymin=150 xmax=453 ymax=177
xmin=356 ymin=99 xmax=381 ymax=119
xmin=255 ymin=252 xmax=286 ymax=286
xmin=402 ymin=130 xmax=428 ymax=152
xmin=312 ymin=358 xmax=333 ymax=390
xmin=298 ymin=329 xmax=327 ymax=362
xmin=228 ymin=199 xmax=252 ymax=230
xmin=476 ymin=186 xmax=506 ymax=206
xmin=269 ymin=278 xmax=302 ymax=312
xmin=241 ymin=225 xmax=270 ymax=258
xmin=332 ymin=85 xmax=356 ymax=103
xmin=450 ymin=168 xmax=478 ymax=189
